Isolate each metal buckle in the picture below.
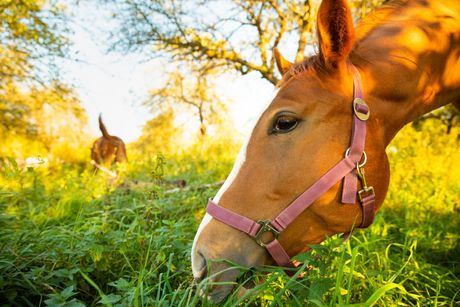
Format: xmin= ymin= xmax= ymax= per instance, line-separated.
xmin=356 ymin=163 xmax=375 ymax=202
xmin=345 ymin=149 xmax=367 ymax=168
xmin=254 ymin=220 xmax=280 ymax=247
xmin=358 ymin=186 xmax=375 ymax=202
xmin=353 ymin=98 xmax=370 ymax=121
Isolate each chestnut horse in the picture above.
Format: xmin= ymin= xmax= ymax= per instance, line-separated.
xmin=192 ymin=0 xmax=460 ymax=302
xmin=91 ymin=114 xmax=127 ymax=166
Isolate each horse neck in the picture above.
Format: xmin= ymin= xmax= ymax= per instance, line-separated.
xmin=352 ymin=0 xmax=460 ymax=146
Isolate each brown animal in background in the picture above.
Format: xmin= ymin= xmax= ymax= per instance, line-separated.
xmin=91 ymin=114 xmax=127 ymax=166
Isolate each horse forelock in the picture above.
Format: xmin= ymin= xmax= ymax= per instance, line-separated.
xmin=277 ymin=55 xmax=328 ymax=88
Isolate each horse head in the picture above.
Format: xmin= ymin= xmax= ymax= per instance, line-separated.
xmin=192 ymin=0 xmax=460 ymax=301
xmin=191 ymin=0 xmax=395 ymax=302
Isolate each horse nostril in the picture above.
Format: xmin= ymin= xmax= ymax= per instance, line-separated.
xmin=193 ymin=253 xmax=208 ymax=283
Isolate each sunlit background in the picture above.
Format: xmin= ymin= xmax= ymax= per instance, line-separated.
xmin=62 ymin=0 xmax=280 ymax=143
xmin=1 ymin=0 xmax=458 ymax=305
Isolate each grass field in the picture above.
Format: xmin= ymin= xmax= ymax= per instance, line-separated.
xmin=0 ymin=119 xmax=459 ymax=306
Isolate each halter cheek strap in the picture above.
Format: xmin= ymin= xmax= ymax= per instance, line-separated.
xmin=205 ymin=64 xmax=376 ymax=268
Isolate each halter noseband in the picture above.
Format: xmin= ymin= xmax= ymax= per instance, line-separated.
xmin=206 ymin=64 xmax=376 ymax=268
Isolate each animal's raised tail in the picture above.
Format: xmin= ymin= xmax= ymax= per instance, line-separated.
xmin=98 ymin=113 xmax=111 ymax=139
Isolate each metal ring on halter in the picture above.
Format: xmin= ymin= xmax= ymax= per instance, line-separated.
xmin=345 ymin=148 xmax=367 ymax=168
xmin=254 ymin=220 xmax=280 ymax=247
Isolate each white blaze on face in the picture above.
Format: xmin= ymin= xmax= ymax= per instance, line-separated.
xmin=191 ymin=138 xmax=250 ymax=277
xmin=191 ymin=90 xmax=279 ymax=278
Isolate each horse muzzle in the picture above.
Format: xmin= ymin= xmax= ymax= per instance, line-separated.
xmin=191 ymin=216 xmax=267 ymax=302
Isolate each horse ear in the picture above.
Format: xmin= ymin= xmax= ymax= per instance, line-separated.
xmin=274 ymin=48 xmax=293 ymax=75
xmin=317 ymin=0 xmax=355 ymax=69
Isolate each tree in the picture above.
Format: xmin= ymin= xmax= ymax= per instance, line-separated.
xmin=133 ymin=107 xmax=181 ymax=155
xmin=0 ymin=81 xmax=89 ymax=160
xmin=103 ymin=0 xmax=386 ymax=85
xmin=0 ymin=0 xmax=69 ymax=84
xmin=146 ymin=67 xmax=226 ymax=136
xmin=100 ymin=0 xmax=387 ymax=135
xmin=0 ymin=0 xmax=90 ymax=161
xmin=104 ymin=0 xmax=309 ymax=85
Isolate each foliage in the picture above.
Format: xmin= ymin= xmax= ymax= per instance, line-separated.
xmin=0 ymin=116 xmax=458 ymax=306
xmin=0 ymin=0 xmax=69 ymax=83
xmin=103 ymin=0 xmax=386 ymax=85
xmin=145 ymin=68 xmax=227 ymax=136
xmin=0 ymin=0 xmax=88 ymax=162
xmin=132 ymin=107 xmax=182 ymax=156
xmin=414 ymin=104 xmax=460 ymax=135
xmin=0 ymin=81 xmax=90 ymax=162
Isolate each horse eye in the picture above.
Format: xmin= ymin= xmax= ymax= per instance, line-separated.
xmin=273 ymin=115 xmax=298 ymax=133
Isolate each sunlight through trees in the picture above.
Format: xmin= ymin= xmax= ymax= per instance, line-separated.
xmin=0 ymin=0 xmax=89 ymax=160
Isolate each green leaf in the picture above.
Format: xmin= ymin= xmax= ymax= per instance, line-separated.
xmin=308 ymin=278 xmax=334 ymax=302
xmin=60 ymin=286 xmax=75 ymax=299
xmin=98 ymin=294 xmax=121 ymax=305
xmin=362 ymin=283 xmax=407 ymax=306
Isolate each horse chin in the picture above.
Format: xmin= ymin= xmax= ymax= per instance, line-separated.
xmin=201 ymin=272 xmax=259 ymax=303
xmin=202 ymin=287 xmax=250 ymax=304
xmin=201 ymin=285 xmax=234 ymax=303
xmin=198 ymin=261 xmax=260 ymax=303
xmin=198 ymin=263 xmax=240 ymax=303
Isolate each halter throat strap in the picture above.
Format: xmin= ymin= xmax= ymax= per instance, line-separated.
xmin=206 ymin=64 xmax=375 ymax=268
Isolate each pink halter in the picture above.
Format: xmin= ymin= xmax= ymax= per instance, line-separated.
xmin=206 ymin=64 xmax=376 ymax=268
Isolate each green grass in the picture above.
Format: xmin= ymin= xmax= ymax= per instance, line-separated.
xmin=0 ymin=121 xmax=459 ymax=306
